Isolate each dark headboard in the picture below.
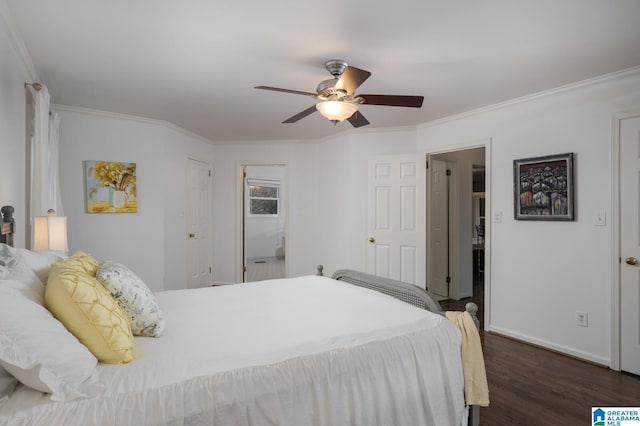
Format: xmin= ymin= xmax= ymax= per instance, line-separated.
xmin=0 ymin=205 xmax=16 ymax=247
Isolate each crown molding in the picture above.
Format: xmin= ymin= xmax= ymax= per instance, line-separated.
xmin=213 ymin=122 xmax=418 ymax=146
xmin=418 ymin=65 xmax=640 ymax=130
xmin=214 ymin=137 xmax=317 ymax=146
xmin=52 ymin=104 xmax=325 ymax=146
xmin=0 ymin=0 xmax=39 ymax=82
xmin=51 ymin=104 xmax=215 ymax=145
xmin=316 ymin=123 xmax=418 ymax=145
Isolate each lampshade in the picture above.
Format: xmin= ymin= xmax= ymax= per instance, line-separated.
xmin=315 ymin=101 xmax=358 ymax=122
xmin=33 ymin=212 xmax=68 ymax=251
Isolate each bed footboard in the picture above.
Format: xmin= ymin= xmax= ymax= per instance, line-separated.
xmin=318 ymin=266 xmax=479 ymax=328
xmin=317 ymin=265 xmax=482 ymax=426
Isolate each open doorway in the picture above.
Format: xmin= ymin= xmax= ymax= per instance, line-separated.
xmin=426 ymin=146 xmax=487 ymax=319
xmin=242 ymin=165 xmax=287 ymax=282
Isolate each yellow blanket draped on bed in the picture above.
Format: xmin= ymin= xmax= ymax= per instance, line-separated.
xmin=445 ymin=311 xmax=490 ymax=407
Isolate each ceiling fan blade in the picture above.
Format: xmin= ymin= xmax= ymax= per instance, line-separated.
xmin=334 ymin=66 xmax=371 ymax=95
xmin=347 ymin=111 xmax=370 ymax=128
xmin=255 ymin=86 xmax=317 ymax=97
xmin=282 ymin=105 xmax=318 ymax=123
xmin=357 ymin=94 xmax=424 ymax=108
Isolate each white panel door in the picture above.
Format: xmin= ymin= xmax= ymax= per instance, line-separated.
xmin=427 ymin=159 xmax=450 ymax=297
xmin=621 ymin=115 xmax=640 ymax=375
xmin=186 ymin=158 xmax=212 ymax=289
xmin=367 ymin=155 xmax=425 ymax=286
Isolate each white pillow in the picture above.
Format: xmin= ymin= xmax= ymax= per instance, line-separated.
xmin=0 ymin=244 xmax=20 ymax=400
xmin=15 ymin=248 xmax=67 ymax=284
xmin=0 ymin=271 xmax=102 ymax=401
xmin=96 ymin=261 xmax=165 ymax=337
xmin=0 ymin=243 xmax=15 ymax=262
xmin=0 ymin=244 xmax=66 ymax=283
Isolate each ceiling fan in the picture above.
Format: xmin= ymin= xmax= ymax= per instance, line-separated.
xmin=255 ymin=59 xmax=424 ymax=128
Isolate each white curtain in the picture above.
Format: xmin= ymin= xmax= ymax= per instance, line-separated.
xmin=28 ymin=84 xmax=64 ymax=226
xmin=48 ymin=112 xmax=64 ymax=216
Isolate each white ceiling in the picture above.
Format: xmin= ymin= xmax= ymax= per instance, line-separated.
xmin=6 ymin=0 xmax=640 ymax=143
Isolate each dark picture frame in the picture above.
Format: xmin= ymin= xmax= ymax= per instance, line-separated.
xmin=513 ymin=153 xmax=574 ymax=221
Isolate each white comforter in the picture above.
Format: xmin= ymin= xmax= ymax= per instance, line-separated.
xmin=1 ymin=275 xmax=466 ymax=426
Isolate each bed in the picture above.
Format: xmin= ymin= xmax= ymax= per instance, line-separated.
xmin=0 ymin=205 xmax=487 ymax=426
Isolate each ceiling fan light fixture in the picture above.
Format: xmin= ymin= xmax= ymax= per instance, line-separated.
xmin=256 ymin=60 xmax=423 ymax=128
xmin=316 ymin=101 xmax=358 ymax=122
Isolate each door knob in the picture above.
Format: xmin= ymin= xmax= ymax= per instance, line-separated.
xmin=625 ymin=257 xmax=638 ymax=266
xmin=189 ymin=233 xmax=195 ymax=238
xmin=368 ymin=237 xmax=375 ymax=243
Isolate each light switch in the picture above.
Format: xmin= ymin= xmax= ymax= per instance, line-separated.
xmin=593 ymin=211 xmax=606 ymax=226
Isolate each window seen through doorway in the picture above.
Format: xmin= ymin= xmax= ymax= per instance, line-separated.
xmin=248 ymin=180 xmax=280 ymax=216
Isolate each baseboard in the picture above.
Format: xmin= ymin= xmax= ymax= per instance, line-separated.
xmin=486 ymin=325 xmax=610 ymax=367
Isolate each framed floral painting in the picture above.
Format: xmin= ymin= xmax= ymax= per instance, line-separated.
xmin=84 ymin=161 xmax=137 ymax=213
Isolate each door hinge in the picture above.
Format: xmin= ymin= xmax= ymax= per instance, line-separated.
xmin=209 ymin=267 xmax=212 ymax=274
xmin=243 ymin=266 xmax=247 ymax=272
xmin=209 ymin=170 xmax=211 ymax=177
xmin=446 ymin=276 xmax=451 ymax=283
xmin=426 ymin=160 xmax=429 ymax=169
xmin=446 ymin=169 xmax=451 ymax=176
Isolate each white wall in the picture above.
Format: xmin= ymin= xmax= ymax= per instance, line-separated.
xmin=0 ymin=2 xmax=33 ymax=247
xmin=417 ymin=70 xmax=640 ymax=365
xmin=212 ymin=128 xmax=418 ymax=283
xmin=245 ymin=165 xmax=285 ymax=259
xmin=56 ymin=108 xmax=213 ymax=291
xmin=317 ymin=129 xmax=418 ymax=276
xmin=211 ymin=142 xmax=320 ymax=282
xmin=163 ymin=125 xmax=213 ymax=289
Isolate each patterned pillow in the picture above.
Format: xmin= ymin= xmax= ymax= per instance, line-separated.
xmin=0 ymin=244 xmax=18 ymax=277
xmin=45 ymin=257 xmax=135 ymax=364
xmin=96 ymin=262 xmax=165 ymax=338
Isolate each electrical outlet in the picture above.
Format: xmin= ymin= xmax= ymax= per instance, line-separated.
xmin=493 ymin=211 xmax=502 ymax=223
xmin=576 ymin=310 xmax=588 ymax=327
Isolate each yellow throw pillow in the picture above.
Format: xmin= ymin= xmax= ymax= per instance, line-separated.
xmin=45 ymin=257 xmax=135 ymax=364
xmin=66 ymin=250 xmax=100 ymax=276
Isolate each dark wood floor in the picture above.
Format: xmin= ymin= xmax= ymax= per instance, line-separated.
xmin=440 ymin=275 xmax=640 ymax=426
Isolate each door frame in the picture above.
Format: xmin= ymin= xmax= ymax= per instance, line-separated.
xmin=235 ymin=161 xmax=288 ymax=283
xmin=424 ymin=138 xmax=492 ymax=329
xmin=610 ymin=110 xmax=640 ymax=370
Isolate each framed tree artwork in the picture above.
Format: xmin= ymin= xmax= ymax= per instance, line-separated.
xmin=513 ymin=153 xmax=574 ymax=221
